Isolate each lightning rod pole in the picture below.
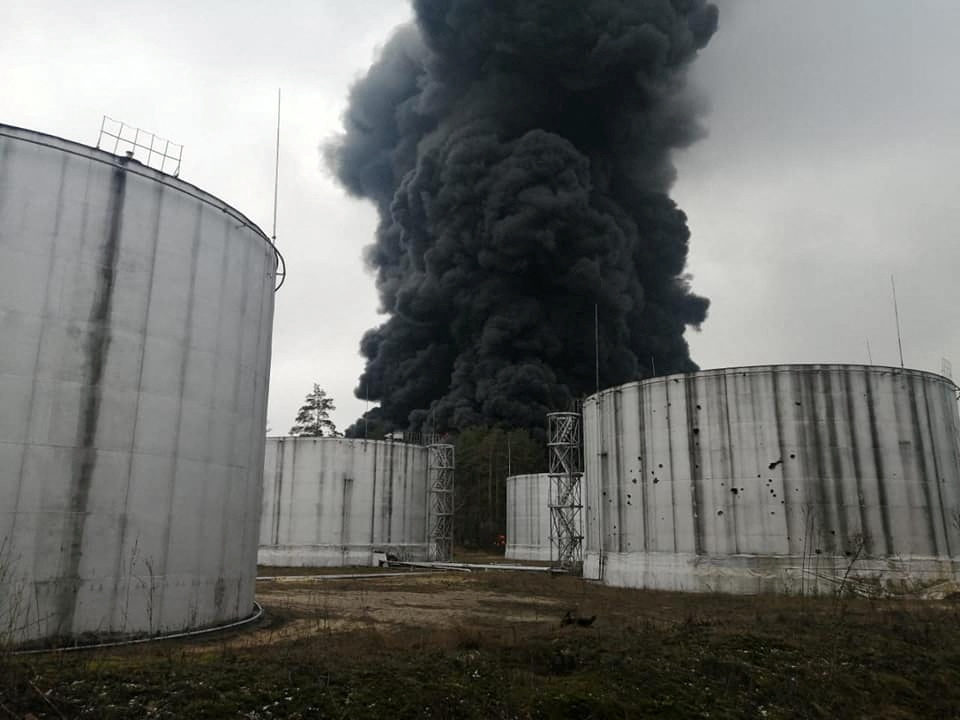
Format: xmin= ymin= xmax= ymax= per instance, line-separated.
xmin=272 ymin=88 xmax=281 ymax=242
xmin=891 ymin=274 xmax=905 ymax=368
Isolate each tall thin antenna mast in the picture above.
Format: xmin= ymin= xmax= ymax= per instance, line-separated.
xmin=866 ymin=338 xmax=873 ymax=365
xmin=272 ymin=88 xmax=281 ymax=242
xmin=891 ymin=274 xmax=905 ymax=368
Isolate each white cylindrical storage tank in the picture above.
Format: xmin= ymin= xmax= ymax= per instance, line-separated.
xmin=0 ymin=125 xmax=278 ymax=646
xmin=506 ymin=473 xmax=552 ymax=562
xmin=583 ymin=364 xmax=960 ymax=595
xmin=259 ymin=437 xmax=430 ymax=566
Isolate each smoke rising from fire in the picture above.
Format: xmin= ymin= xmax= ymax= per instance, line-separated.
xmin=326 ymin=0 xmax=718 ymax=434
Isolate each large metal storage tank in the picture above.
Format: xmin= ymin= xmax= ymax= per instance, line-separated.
xmin=583 ymin=364 xmax=960 ymax=595
xmin=259 ymin=437 xmax=430 ymax=566
xmin=506 ymin=473 xmax=552 ymax=562
xmin=0 ymin=125 xmax=278 ymax=646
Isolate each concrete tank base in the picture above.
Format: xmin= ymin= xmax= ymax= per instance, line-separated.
xmin=258 ymin=543 xmax=427 ymax=568
xmin=506 ymin=546 xmax=554 ymax=563
xmin=585 ymin=551 xmax=960 ymax=597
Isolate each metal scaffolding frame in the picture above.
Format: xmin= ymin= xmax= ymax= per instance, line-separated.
xmin=427 ymin=443 xmax=455 ymax=562
xmin=548 ymin=412 xmax=584 ymax=571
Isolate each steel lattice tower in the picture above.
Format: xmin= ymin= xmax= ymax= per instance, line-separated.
xmin=427 ymin=443 xmax=455 ymax=561
xmin=547 ymin=412 xmax=584 ymax=571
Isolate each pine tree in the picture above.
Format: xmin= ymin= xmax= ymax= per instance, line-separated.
xmin=290 ymin=384 xmax=341 ymax=437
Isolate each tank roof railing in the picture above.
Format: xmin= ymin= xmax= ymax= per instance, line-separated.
xmin=96 ymin=116 xmax=183 ymax=176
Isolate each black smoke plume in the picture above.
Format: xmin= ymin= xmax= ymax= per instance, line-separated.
xmin=326 ymin=0 xmax=718 ymax=435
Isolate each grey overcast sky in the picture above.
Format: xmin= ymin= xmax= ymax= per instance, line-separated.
xmin=2 ymin=1 xmax=957 ymax=434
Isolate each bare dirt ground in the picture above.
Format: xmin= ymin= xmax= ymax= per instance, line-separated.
xmin=4 ymin=567 xmax=960 ymax=718
xmin=225 ymin=571 xmax=570 ymax=649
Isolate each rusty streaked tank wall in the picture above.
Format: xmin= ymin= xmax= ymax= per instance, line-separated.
xmin=0 ymin=125 xmax=278 ymax=646
xmin=506 ymin=474 xmax=552 ymax=562
xmin=583 ymin=364 xmax=960 ymax=595
xmin=258 ymin=437 xmax=430 ymax=567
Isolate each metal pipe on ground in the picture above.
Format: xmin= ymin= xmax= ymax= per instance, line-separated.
xmin=392 ymin=561 xmax=553 ymax=573
xmin=256 ymin=571 xmax=444 ymax=582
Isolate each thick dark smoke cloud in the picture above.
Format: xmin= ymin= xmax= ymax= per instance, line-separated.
xmin=326 ymin=0 xmax=718 ymax=434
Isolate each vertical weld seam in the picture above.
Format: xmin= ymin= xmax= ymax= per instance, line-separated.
xmin=864 ymin=371 xmax=894 ymax=555
xmin=823 ymin=372 xmax=848 ymax=550
xmin=721 ymin=372 xmax=738 ymax=554
xmin=892 ymin=373 xmax=918 ymax=555
xmin=771 ymin=370 xmax=794 ymax=552
xmin=155 ymin=201 xmax=203 ymax=625
xmin=805 ymin=371 xmax=829 ymax=553
xmin=636 ymin=390 xmax=648 ymax=553
xmin=615 ymin=391 xmax=624 ymax=553
xmin=109 ymin=179 xmax=165 ymax=625
xmin=224 ymin=226 xmax=254 ymax=571
xmin=615 ymin=391 xmax=626 ymax=554
xmin=908 ymin=376 xmax=939 ymax=555
xmin=747 ymin=372 xmax=767 ymax=550
xmin=36 ymin=156 xmax=96 ymax=632
xmin=921 ymin=380 xmax=951 ymax=557
xmin=664 ymin=382 xmax=678 ymax=554
xmin=685 ymin=375 xmax=703 ymax=556
xmin=370 ymin=441 xmax=378 ymax=549
xmin=273 ymin=440 xmax=284 ymax=546
xmin=385 ymin=441 xmax=395 ymax=544
xmin=230 ymin=226 xmax=253 ymax=531
xmin=287 ymin=439 xmax=298 ymax=547
xmin=842 ymin=371 xmax=870 ymax=554
xmin=239 ymin=239 xmax=271 ymax=580
xmin=58 ymin=158 xmax=127 ymax=635
xmin=10 ymin=152 xmax=70 ymax=541
xmin=212 ymin=219 xmax=235 ymax=572
xmin=341 ymin=474 xmax=351 ymax=553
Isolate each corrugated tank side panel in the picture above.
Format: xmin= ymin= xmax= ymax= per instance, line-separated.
xmin=0 ymin=127 xmax=276 ymax=644
xmin=257 ymin=438 xmax=430 ymax=566
xmin=584 ymin=365 xmax=960 ymax=595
